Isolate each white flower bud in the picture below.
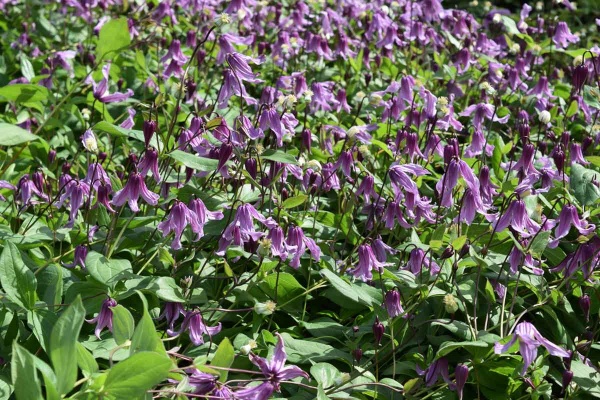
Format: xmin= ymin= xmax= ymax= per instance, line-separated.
xmin=539 ymin=110 xmax=551 ymax=124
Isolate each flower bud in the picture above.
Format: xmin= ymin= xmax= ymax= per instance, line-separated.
xmin=539 ymin=110 xmax=551 ymax=124
xmin=48 ymin=149 xmax=56 ymax=164
xmin=440 ymin=246 xmax=454 ymax=260
xmin=372 ymin=316 xmax=384 ymax=346
xmin=254 ymin=300 xmax=276 ymax=316
xmin=455 ymin=364 xmax=469 ymax=400
xmin=573 ymin=64 xmax=588 ymax=93
xmin=352 ymin=348 xmax=363 ymax=363
xmin=562 ymin=370 xmax=574 ymax=392
xmin=443 ymin=294 xmax=459 ymax=314
xmin=143 ymin=120 xmax=157 ymax=147
xmin=384 ymin=289 xmax=404 ymax=318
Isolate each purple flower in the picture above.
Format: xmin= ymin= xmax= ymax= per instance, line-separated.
xmin=406 ymin=248 xmax=440 ymax=276
xmin=494 ymin=321 xmax=571 ymax=375
xmin=0 ymin=180 xmax=16 ymax=201
xmin=138 ymin=147 xmax=161 ymax=183
xmin=87 ymin=63 xmax=134 ymax=103
xmin=455 ymin=364 xmax=469 ymax=400
xmin=62 ymin=245 xmax=88 ymax=269
xmin=187 ymin=369 xmax=217 ymax=395
xmin=95 ymin=182 xmax=116 ymax=213
xmin=373 ymin=316 xmax=385 ymax=346
xmin=553 ymin=204 xmax=595 ymax=242
xmin=416 ymin=357 xmax=455 ymax=388
xmin=158 ymin=200 xmax=204 ymax=250
xmin=86 ymin=298 xmax=117 ymax=339
xmin=172 ymin=310 xmax=222 ymax=346
xmin=161 ymin=39 xmax=188 ymax=65
xmin=553 ymin=22 xmax=579 ymax=49
xmin=384 ymin=289 xmax=404 ymax=318
xmin=56 ymin=179 xmax=91 ymax=228
xmin=217 ymin=204 xmax=276 ymax=255
xmin=159 ymin=302 xmax=185 ymax=333
xmin=112 ymin=172 xmax=159 ymax=212
xmin=248 ymin=333 xmax=309 ymax=391
xmin=349 ymin=244 xmax=387 ymax=282
xmin=460 ymin=103 xmax=509 ymax=131
xmin=120 ymin=108 xmax=136 ymax=129
xmin=188 ymin=197 xmax=224 ymax=237
xmin=226 ymin=52 xmax=262 ymax=83
xmin=286 ymin=226 xmax=321 ymax=268
xmin=259 ymin=105 xmax=284 ymax=146
xmin=235 ymin=382 xmax=275 ymax=400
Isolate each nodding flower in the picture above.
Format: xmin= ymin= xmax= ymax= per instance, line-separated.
xmin=494 ymin=321 xmax=570 ymax=375
xmin=349 ymin=244 xmax=387 ymax=282
xmin=384 ymin=289 xmax=404 ymax=318
xmin=86 ymin=298 xmax=117 ymax=339
xmin=87 ymin=63 xmax=133 ymax=103
xmin=112 ymin=171 xmax=159 ymax=212
xmin=158 ymin=200 xmax=204 ymax=250
xmin=553 ymin=21 xmax=579 ymax=49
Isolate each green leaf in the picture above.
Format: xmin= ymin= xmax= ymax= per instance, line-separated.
xmin=529 ymin=231 xmax=550 ymax=258
xmin=76 ymin=342 xmax=99 ymax=378
xmin=86 ymin=251 xmax=133 ymax=289
xmin=0 ymin=242 xmax=37 ymax=309
xmin=168 ymin=149 xmax=219 ymax=172
xmin=211 ymin=338 xmax=234 ymax=382
xmin=96 ymin=18 xmax=131 ymax=61
xmin=435 ymin=340 xmax=489 ymax=359
xmin=103 ymin=352 xmax=172 ymax=399
xmin=11 ymin=343 xmax=43 ymax=400
xmin=0 ymin=123 xmax=43 ymax=146
xmin=570 ymin=164 xmax=600 ymax=206
xmin=279 ymin=333 xmax=352 ymax=365
xmin=500 ymin=16 xmax=519 ymax=35
xmin=0 ymin=84 xmax=50 ymax=103
xmin=20 ymin=58 xmax=34 ymax=81
xmin=36 ymin=264 xmax=63 ymax=310
xmin=93 ymin=121 xmax=161 ymax=148
xmin=282 ymin=194 xmax=308 ymax=209
xmin=310 ymin=363 xmax=340 ymax=389
xmin=260 ymin=273 xmax=305 ymax=307
xmin=571 ymin=360 xmax=600 ymax=397
xmin=130 ymin=309 xmax=166 ymax=356
xmin=111 ymin=305 xmax=135 ymax=345
xmin=122 ymin=276 xmax=185 ymax=302
xmin=260 ymin=149 xmax=298 ymax=165
xmin=320 ymin=269 xmax=376 ymax=307
xmin=49 ymin=296 xmax=85 ymax=395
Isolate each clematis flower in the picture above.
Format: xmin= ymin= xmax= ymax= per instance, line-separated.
xmin=551 ymin=204 xmax=595 ymax=245
xmin=158 ymin=200 xmax=204 ymax=250
xmin=248 ymin=333 xmax=309 ymax=392
xmin=492 ymin=199 xmax=545 ymax=238
xmin=86 ymin=298 xmax=117 ymax=339
xmin=349 ymin=244 xmax=387 ymax=282
xmin=82 ymin=129 xmax=99 ymax=153
xmin=384 ymin=289 xmax=404 ymax=318
xmin=416 ymin=357 xmax=455 ymax=388
xmin=112 ymin=171 xmax=159 ymax=212
xmin=455 ymin=364 xmax=469 ymax=400
xmin=56 ymin=179 xmax=91 ymax=228
xmin=286 ymin=226 xmax=320 ymax=268
xmin=553 ymin=21 xmax=579 ymax=49
xmin=460 ymin=103 xmax=509 ymax=131
xmin=62 ymin=245 xmax=88 ymax=269
xmin=138 ymin=147 xmax=161 ymax=183
xmin=172 ymin=310 xmax=222 ymax=346
xmin=494 ymin=321 xmax=570 ymax=375
xmin=159 ymin=302 xmax=185 ymax=333
xmin=87 ymin=63 xmax=133 ymax=103
xmin=406 ymin=248 xmax=440 ymax=276
xmin=217 ymin=204 xmax=277 ymax=255
xmin=0 ymin=180 xmax=16 ymax=201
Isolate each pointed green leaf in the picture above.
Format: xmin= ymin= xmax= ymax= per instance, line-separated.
xmin=11 ymin=343 xmax=43 ymax=400
xmin=111 ymin=305 xmax=135 ymax=345
xmin=0 ymin=242 xmax=37 ymax=309
xmin=96 ymin=18 xmax=131 ymax=61
xmin=103 ymin=352 xmax=171 ymax=399
xmin=211 ymin=338 xmax=234 ymax=382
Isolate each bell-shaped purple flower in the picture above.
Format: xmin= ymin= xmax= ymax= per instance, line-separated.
xmin=173 ymin=310 xmax=222 ymax=346
xmin=406 ymin=248 xmax=440 ymax=276
xmin=286 ymin=226 xmax=320 ymax=268
xmin=112 ymin=171 xmax=159 ymax=212
xmin=159 ymin=302 xmax=185 ymax=333
xmin=62 ymin=245 xmax=88 ymax=269
xmin=553 ymin=204 xmax=595 ymax=241
xmin=86 ymin=298 xmax=117 ymax=339
xmin=455 ymin=364 xmax=469 ymax=400
xmin=217 ymin=204 xmax=276 ymax=255
xmin=416 ymin=357 xmax=455 ymax=388
xmin=494 ymin=321 xmax=571 ymax=375
xmin=553 ymin=21 xmax=579 ymax=49
xmin=188 ymin=197 xmax=224 ymax=238
xmin=158 ymin=200 xmax=204 ymax=250
xmin=384 ymin=289 xmax=404 ymax=318
xmin=349 ymin=244 xmax=387 ymax=282
xmin=138 ymin=147 xmax=161 ymax=183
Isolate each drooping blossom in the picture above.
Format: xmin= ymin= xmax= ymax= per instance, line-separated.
xmin=349 ymin=243 xmax=387 ymax=281
xmin=158 ymin=200 xmax=204 ymax=250
xmin=86 ymin=298 xmax=117 ymax=339
xmin=455 ymin=364 xmax=469 ymax=400
xmin=384 ymin=289 xmax=404 ymax=318
xmin=217 ymin=204 xmax=277 ymax=255
xmin=62 ymin=245 xmax=88 ymax=269
xmin=56 ymin=179 xmax=91 ymax=228
xmin=416 ymin=358 xmax=455 ymax=388
xmin=494 ymin=321 xmax=570 ymax=375
xmin=82 ymin=129 xmax=99 ymax=153
xmin=406 ymin=248 xmax=440 ymax=276
xmin=170 ymin=310 xmax=222 ymax=346
xmin=112 ymin=171 xmax=159 ymax=212
xmin=553 ymin=21 xmax=579 ymax=49
xmin=159 ymin=302 xmax=185 ymax=334
xmin=138 ymin=147 xmax=161 ymax=183
xmin=551 ymin=204 xmax=595 ymax=245
xmin=86 ymin=63 xmax=133 ymax=103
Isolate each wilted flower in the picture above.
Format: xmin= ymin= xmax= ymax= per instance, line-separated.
xmin=86 ymin=298 xmax=117 ymax=339
xmin=494 ymin=321 xmax=571 ymax=375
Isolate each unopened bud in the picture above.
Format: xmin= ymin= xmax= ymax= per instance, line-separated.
xmin=539 ymin=110 xmax=551 ymax=124
xmin=443 ymin=293 xmax=459 ymax=314
xmin=372 ymin=316 xmax=385 ymax=346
